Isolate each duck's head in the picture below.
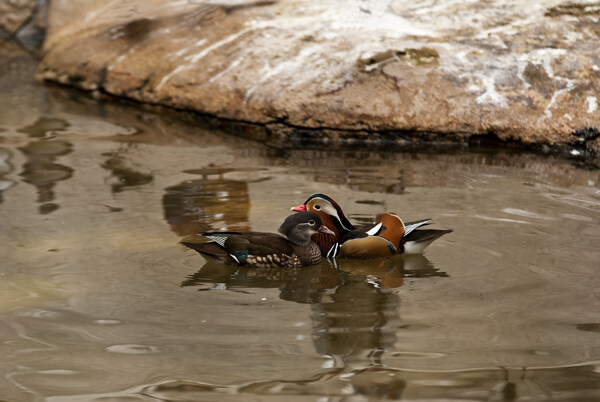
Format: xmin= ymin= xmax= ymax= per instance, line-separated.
xmin=279 ymin=211 xmax=334 ymax=246
xmin=291 ymin=193 xmax=355 ymax=234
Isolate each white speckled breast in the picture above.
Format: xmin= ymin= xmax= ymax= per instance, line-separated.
xmin=308 ymin=242 xmax=322 ymax=265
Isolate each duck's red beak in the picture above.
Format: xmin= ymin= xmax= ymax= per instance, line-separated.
xmin=291 ymin=204 xmax=307 ymax=212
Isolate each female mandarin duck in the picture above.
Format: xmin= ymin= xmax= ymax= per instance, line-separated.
xmin=291 ymin=193 xmax=452 ymax=259
xmin=182 ymin=211 xmax=334 ymax=268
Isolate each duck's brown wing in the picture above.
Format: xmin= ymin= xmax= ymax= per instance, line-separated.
xmin=224 ymin=232 xmax=298 ymax=267
xmin=185 ymin=232 xmax=296 ymax=267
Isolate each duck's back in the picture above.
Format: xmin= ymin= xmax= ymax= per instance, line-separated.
xmin=224 ymin=232 xmax=294 ymax=255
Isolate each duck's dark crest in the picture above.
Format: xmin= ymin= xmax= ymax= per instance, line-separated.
xmin=278 ymin=211 xmax=322 ymax=246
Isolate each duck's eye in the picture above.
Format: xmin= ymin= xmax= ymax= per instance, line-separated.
xmin=314 ymin=205 xmax=321 ymax=210
xmin=308 ymin=220 xmax=316 ymax=226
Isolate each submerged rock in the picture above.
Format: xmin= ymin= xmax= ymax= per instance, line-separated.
xmin=36 ymin=0 xmax=600 ymax=153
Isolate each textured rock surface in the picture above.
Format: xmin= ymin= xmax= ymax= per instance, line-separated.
xmin=0 ymin=0 xmax=46 ymax=50
xmin=37 ymin=0 xmax=600 ymax=152
xmin=0 ymin=0 xmax=37 ymax=34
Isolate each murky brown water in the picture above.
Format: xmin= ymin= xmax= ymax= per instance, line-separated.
xmin=2 ymin=42 xmax=600 ymax=401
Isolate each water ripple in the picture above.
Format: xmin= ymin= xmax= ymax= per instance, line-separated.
xmin=93 ymin=319 xmax=123 ymax=326
xmin=105 ymin=344 xmax=166 ymax=354
xmin=502 ymin=208 xmax=554 ymax=220
xmin=474 ymin=214 xmax=530 ymax=224
xmin=390 ymin=351 xmax=448 ymax=359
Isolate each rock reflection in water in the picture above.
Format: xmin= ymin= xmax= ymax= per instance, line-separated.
xmin=18 ymin=116 xmax=70 ymax=138
xmin=18 ymin=140 xmax=73 ymax=214
xmin=164 ymin=179 xmax=250 ymax=238
xmin=0 ymin=147 xmax=15 ymax=204
xmin=101 ymin=149 xmax=154 ymax=193
xmin=15 ymin=116 xmax=74 ymax=214
xmin=163 ymin=167 xmax=268 ymax=239
xmin=265 ymin=149 xmax=407 ymax=194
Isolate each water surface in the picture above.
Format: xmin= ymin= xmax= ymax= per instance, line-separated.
xmin=1 ymin=42 xmax=600 ymax=401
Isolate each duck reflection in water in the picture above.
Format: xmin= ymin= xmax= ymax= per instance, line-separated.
xmin=182 ymin=255 xmax=446 ymax=397
xmin=182 ymin=255 xmax=446 ymax=301
xmin=164 ymin=179 xmax=251 ymax=238
xmin=183 ymin=256 xmax=446 ymax=374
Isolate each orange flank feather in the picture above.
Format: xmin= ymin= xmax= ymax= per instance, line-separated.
xmin=337 ymin=213 xmax=405 ymax=258
xmin=374 ymin=213 xmax=405 ymax=253
xmin=339 ymin=236 xmax=396 ymax=259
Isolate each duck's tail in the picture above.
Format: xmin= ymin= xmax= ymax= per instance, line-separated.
xmin=401 ymin=229 xmax=452 ymax=254
xmin=181 ymin=242 xmax=237 ymax=265
xmin=402 ymin=219 xmax=432 ymax=237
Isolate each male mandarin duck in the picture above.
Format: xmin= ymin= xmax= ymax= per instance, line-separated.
xmin=291 ymin=193 xmax=452 ymax=259
xmin=182 ymin=211 xmax=335 ymax=268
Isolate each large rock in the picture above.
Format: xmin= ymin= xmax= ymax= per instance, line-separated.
xmin=37 ymin=0 xmax=600 ymax=153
